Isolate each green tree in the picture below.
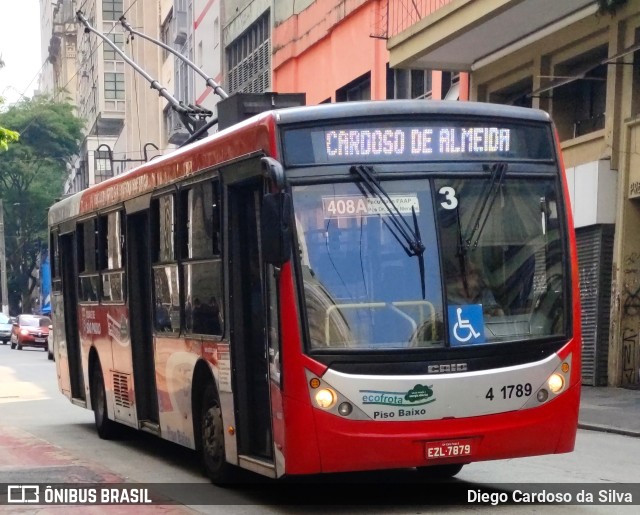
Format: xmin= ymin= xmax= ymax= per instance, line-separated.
xmin=0 ymin=96 xmax=83 ymax=313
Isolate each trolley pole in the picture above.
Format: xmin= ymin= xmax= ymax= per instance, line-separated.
xmin=0 ymin=199 xmax=9 ymax=315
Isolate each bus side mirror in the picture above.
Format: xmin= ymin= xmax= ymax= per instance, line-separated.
xmin=261 ymin=192 xmax=292 ymax=266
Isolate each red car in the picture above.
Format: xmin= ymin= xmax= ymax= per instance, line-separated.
xmin=10 ymin=315 xmax=51 ymax=351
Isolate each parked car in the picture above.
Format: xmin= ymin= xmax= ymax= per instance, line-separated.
xmin=10 ymin=314 xmax=51 ymax=351
xmin=0 ymin=313 xmax=12 ymax=345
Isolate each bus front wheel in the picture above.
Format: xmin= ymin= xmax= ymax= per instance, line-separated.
xmin=91 ymin=362 xmax=120 ymax=439
xmin=200 ymin=384 xmax=234 ymax=484
xmin=415 ymin=463 xmax=464 ymax=480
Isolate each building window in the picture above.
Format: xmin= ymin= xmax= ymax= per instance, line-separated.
xmin=104 ymin=72 xmax=125 ymax=99
xmin=103 ymin=33 xmax=124 ymax=61
xmin=551 ymin=45 xmax=608 ymax=140
xmin=94 ymin=149 xmax=113 ymax=183
xmin=412 ymin=70 xmax=432 ymax=99
xmin=161 ymin=10 xmax=173 ymax=61
xmin=226 ymin=12 xmax=270 ymax=93
xmin=631 ymin=27 xmax=640 ymax=117
xmin=388 ymin=67 xmax=432 ymax=99
xmin=336 ymin=72 xmax=371 ymax=102
xmin=176 ymin=57 xmax=193 ymax=103
xmin=103 ymin=0 xmax=123 ymax=21
xmin=489 ymin=77 xmax=533 ymax=108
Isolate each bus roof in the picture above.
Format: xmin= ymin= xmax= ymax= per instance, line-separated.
xmin=48 ymin=100 xmax=551 ymax=226
xmin=273 ymin=99 xmax=551 ymax=126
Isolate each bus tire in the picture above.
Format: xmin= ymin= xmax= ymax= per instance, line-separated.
xmin=200 ymin=384 xmax=234 ymax=484
xmin=91 ymin=362 xmax=120 ymax=440
xmin=415 ymin=463 xmax=464 ymax=480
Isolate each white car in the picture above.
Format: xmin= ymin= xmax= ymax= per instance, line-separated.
xmin=0 ymin=313 xmax=12 ymax=345
xmin=47 ymin=324 xmax=55 ymax=360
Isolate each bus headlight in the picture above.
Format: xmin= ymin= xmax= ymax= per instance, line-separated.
xmin=548 ymin=373 xmax=565 ymax=394
xmin=314 ymin=388 xmax=337 ymax=409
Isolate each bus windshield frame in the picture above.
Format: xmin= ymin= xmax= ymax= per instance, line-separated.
xmin=285 ymin=119 xmax=569 ymax=357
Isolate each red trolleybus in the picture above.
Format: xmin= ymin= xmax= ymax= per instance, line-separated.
xmin=48 ymin=100 xmax=580 ymax=483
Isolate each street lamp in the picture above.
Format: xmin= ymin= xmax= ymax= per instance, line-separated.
xmin=143 ymin=142 xmax=160 ymax=161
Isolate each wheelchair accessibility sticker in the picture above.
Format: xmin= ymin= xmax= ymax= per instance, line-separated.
xmin=448 ymin=304 xmax=485 ymax=345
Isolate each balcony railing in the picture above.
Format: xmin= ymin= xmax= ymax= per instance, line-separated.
xmin=372 ymin=0 xmax=454 ymax=40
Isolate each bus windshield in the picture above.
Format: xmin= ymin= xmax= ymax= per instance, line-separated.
xmin=292 ymin=173 xmax=565 ymax=351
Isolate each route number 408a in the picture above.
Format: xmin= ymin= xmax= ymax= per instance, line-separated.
xmin=485 ymin=383 xmax=532 ymax=401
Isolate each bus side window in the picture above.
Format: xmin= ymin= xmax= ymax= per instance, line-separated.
xmin=182 ymin=179 xmax=223 ymax=336
xmin=98 ymin=211 xmax=125 ymax=303
xmin=151 ymin=195 xmax=180 ymax=333
xmin=77 ymin=218 xmax=99 ymax=302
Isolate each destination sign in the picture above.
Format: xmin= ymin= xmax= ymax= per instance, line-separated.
xmin=282 ymin=121 xmax=552 ymax=165
xmin=326 ymin=127 xmax=511 ymax=157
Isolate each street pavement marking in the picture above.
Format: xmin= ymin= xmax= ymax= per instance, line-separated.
xmin=0 ymin=366 xmax=50 ymax=403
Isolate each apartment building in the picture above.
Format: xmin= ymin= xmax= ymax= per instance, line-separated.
xmin=40 ymin=0 xmax=304 ymax=194
xmin=385 ymin=0 xmax=640 ymax=388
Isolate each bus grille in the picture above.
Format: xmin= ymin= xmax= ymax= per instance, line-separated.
xmin=112 ymin=372 xmax=132 ymax=408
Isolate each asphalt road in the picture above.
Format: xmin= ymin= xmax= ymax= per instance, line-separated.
xmin=0 ymin=343 xmax=638 ymax=513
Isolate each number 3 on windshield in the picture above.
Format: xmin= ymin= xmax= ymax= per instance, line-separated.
xmin=439 ymin=186 xmax=458 ymax=210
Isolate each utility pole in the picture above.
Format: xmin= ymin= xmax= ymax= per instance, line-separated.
xmin=0 ymin=199 xmax=9 ymax=314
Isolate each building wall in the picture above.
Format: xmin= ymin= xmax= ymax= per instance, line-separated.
xmin=224 ymin=0 xmax=270 ymax=43
xmin=454 ymin=0 xmax=640 ymax=387
xmin=114 ymin=0 xmax=163 ymax=168
xmin=38 ymin=0 xmax=55 ymax=95
xmin=272 ymin=0 xmax=388 ymax=103
xmin=193 ymin=0 xmax=224 ymax=112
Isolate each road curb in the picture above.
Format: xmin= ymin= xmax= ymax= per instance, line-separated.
xmin=578 ymin=422 xmax=640 ymax=438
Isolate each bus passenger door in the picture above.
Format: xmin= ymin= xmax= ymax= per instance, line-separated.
xmin=125 ymin=209 xmax=159 ymax=429
xmin=59 ymin=231 xmax=85 ymax=401
xmin=226 ymin=172 xmax=276 ymax=468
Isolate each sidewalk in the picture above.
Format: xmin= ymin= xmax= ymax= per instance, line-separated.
xmin=579 ymin=385 xmax=640 ymax=437
xmin=0 ymin=424 xmax=198 ymax=513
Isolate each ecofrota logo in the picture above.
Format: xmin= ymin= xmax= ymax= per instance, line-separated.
xmin=360 ymin=384 xmax=435 ymax=406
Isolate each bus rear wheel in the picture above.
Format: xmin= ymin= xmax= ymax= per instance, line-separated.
xmin=415 ymin=463 xmax=464 ymax=480
xmin=200 ymin=384 xmax=234 ymax=484
xmin=91 ymin=362 xmax=120 ymax=439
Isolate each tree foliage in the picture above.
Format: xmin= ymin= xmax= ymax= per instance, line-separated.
xmin=0 ymin=96 xmax=83 ymax=313
xmin=0 ymin=100 xmax=19 ymax=152
xmin=0 ymin=125 xmax=19 ymax=151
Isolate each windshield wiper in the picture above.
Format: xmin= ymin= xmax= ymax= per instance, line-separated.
xmin=462 ymin=162 xmax=508 ymax=251
xmin=350 ymin=165 xmax=426 ymax=298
